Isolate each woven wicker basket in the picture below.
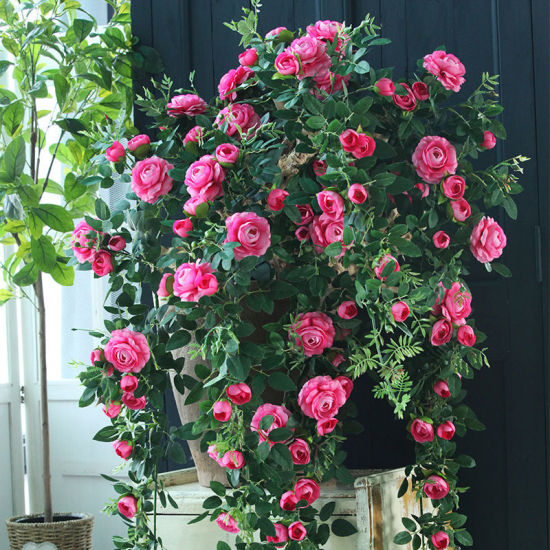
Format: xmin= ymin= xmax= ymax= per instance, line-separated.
xmin=6 ymin=513 xmax=93 ymax=550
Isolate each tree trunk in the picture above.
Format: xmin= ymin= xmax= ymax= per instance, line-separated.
xmin=34 ymin=272 xmax=52 ymax=523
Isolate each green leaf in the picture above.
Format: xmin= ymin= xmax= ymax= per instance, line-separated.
xmin=30 ymin=236 xmax=57 ymax=273
xmin=64 ymin=173 xmax=86 ymax=202
xmin=268 ymin=372 xmax=296 ymax=391
xmin=0 ymin=288 xmax=14 ymax=305
xmin=256 ymin=440 xmax=271 ymax=461
xmin=331 ymin=519 xmax=358 ymax=537
xmin=325 ymin=241 xmax=343 ymax=257
xmin=393 ymin=531 xmax=412 ymax=545
xmin=305 ymin=115 xmax=325 ymax=130
xmin=72 ymin=18 xmax=94 ymax=42
xmin=202 ymin=495 xmax=222 ymax=509
xmin=56 ymin=118 xmax=87 ymax=135
xmin=53 ymin=73 xmax=70 ymax=110
xmin=402 ymin=517 xmax=416 ymax=531
xmin=259 ymin=415 xmax=274 ymax=431
xmin=455 ymin=530 xmax=473 ymax=546
xmin=13 ymin=262 xmax=38 ymax=287
xmin=93 ymin=425 xmax=117 ymax=442
xmin=168 ymin=441 xmax=187 ymax=463
xmin=32 ymin=205 xmax=73 ymax=232
xmin=257 ymin=517 xmax=276 ymax=537
xmin=4 ymin=136 xmax=26 ymax=180
xmin=270 ymin=280 xmax=298 ymax=299
xmin=268 ymin=427 xmax=293 ymax=442
xmin=375 ymin=172 xmax=397 ymax=187
xmin=319 ymin=501 xmax=336 ymax=522
xmin=397 ymin=477 xmax=408 ymax=498
xmin=217 ymin=542 xmax=231 ymax=550
xmin=491 ymin=262 xmax=512 ymax=278
xmin=3 ymin=101 xmax=24 ymax=136
xmin=455 ymin=454 xmax=476 ymax=468
xmin=50 ymin=261 xmax=75 ymax=286
xmin=210 ymin=481 xmax=226 ymax=497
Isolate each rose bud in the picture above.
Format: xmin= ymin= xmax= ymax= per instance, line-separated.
xmin=157 ymin=273 xmax=174 ymax=297
xmin=117 ymin=495 xmax=138 ymax=519
xmin=105 ymin=141 xmax=125 ymax=162
xmin=481 ymin=130 xmax=496 ymax=149
xmin=280 ymin=490 xmax=298 ymax=511
xmin=294 ymin=478 xmax=320 ymax=506
xmin=90 ymin=349 xmax=102 ymax=365
xmin=442 ymin=175 xmax=465 ymax=199
xmin=374 ymin=77 xmax=395 ymax=96
xmin=221 ymin=450 xmax=245 ymax=469
xmin=423 ymin=475 xmax=449 ymax=500
xmin=127 ymin=134 xmax=151 ymax=158
xmin=120 ymin=374 xmax=138 ymax=393
xmin=226 ymin=382 xmax=251 ymax=405
xmin=434 ymin=379 xmax=451 ymax=398
xmin=238 ymin=48 xmax=258 ymax=67
xmin=173 ymin=218 xmax=193 ymax=238
xmin=289 ymin=438 xmax=311 ymax=465
xmin=267 ymin=524 xmax=288 ymax=547
xmin=267 ymin=188 xmax=289 ymax=211
xmin=216 ymin=512 xmax=240 ymax=534
xmin=113 ymin=440 xmax=133 ymax=460
xmin=432 ymin=531 xmax=450 ymax=549
xmin=457 ymin=325 xmax=476 ymax=346
xmin=213 ymin=400 xmax=232 ymax=422
xmin=288 ymin=521 xmax=307 ymax=541
xmin=431 ymin=319 xmax=453 ymax=346
xmin=450 ymin=198 xmax=471 ymax=222
xmin=433 ymin=230 xmax=450 ymax=249
xmin=215 ymin=143 xmax=240 ymax=165
xmin=317 ymin=418 xmax=338 ymax=435
xmin=103 ymin=402 xmax=121 ymax=418
xmin=412 ymin=81 xmax=429 ymax=100
xmin=338 ymin=300 xmax=358 ymax=319
xmin=436 ymin=421 xmax=456 ymax=441
xmin=108 ymin=235 xmax=126 ymax=251
xmin=348 ymin=183 xmax=368 ymax=204
xmin=391 ymin=301 xmax=410 ymax=322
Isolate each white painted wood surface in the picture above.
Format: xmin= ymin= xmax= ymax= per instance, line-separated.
xmin=156 ymin=467 xmax=425 ymax=550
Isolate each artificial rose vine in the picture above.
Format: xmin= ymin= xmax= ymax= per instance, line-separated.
xmin=76 ymin=6 xmax=526 ymax=550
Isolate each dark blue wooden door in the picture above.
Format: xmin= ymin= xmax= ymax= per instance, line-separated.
xmin=132 ymin=1 xmax=550 ymax=547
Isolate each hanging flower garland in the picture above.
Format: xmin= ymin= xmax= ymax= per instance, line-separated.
xmin=77 ymin=6 xmax=526 ymax=549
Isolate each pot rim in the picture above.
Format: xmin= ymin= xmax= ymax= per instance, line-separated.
xmin=6 ymin=512 xmax=93 ymax=527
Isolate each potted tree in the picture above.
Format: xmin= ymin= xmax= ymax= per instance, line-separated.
xmin=77 ymin=4 xmax=526 ymax=549
xmin=0 ymin=1 xmax=155 ymax=547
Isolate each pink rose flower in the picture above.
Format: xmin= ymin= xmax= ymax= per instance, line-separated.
xmin=215 ymin=143 xmax=240 ymax=165
xmin=207 ymin=444 xmax=224 ymax=466
xmin=173 ymin=260 xmax=218 ymax=302
xmin=348 ymin=183 xmax=367 ymax=204
xmin=442 ymin=175 xmax=465 ymax=199
xmin=183 ymin=196 xmax=207 ymax=216
xmin=105 ymin=365 xmax=114 ymax=377
xmin=295 ymin=204 xmax=315 ymax=225
xmin=288 ymin=35 xmax=331 ymax=78
xmin=433 ymin=231 xmax=450 ymax=249
xmin=423 ymin=475 xmax=450 ymax=500
xmin=289 ymin=438 xmax=311 ymax=465
xmin=71 ymin=221 xmax=100 ymax=263
xmin=183 ymin=125 xmax=203 ymax=145
xmin=335 ymin=376 xmax=353 ymax=399
xmin=157 ymin=273 xmax=173 ymax=297
xmin=317 ymin=190 xmax=344 ymax=221
xmin=275 ymin=50 xmax=300 ymax=75
xmin=226 ymin=383 xmax=251 ymax=405
xmin=224 ymin=212 xmax=271 ymax=261
xmin=306 ymin=20 xmax=348 ymax=51
xmin=108 ymin=235 xmax=126 ymax=251
xmin=481 ymin=130 xmax=496 ymax=149
xmin=105 ymin=329 xmax=150 ymax=374
xmin=121 ymin=392 xmax=146 ymax=410
xmin=218 ymin=65 xmax=254 ymax=101
xmin=216 ymin=103 xmax=261 ymax=139
xmin=251 ymin=403 xmax=292 ymax=443
xmin=288 ymin=521 xmax=307 ymax=541
xmin=412 ymin=81 xmax=429 ymax=100
xmin=434 ymin=379 xmax=451 ymax=399
xmin=184 ymin=154 xmax=225 ymax=201
xmin=103 ymin=402 xmax=121 ymax=418
xmin=280 ymin=490 xmax=299 ymax=511
xmin=392 ymin=83 xmax=417 ymax=111
xmin=437 ymin=421 xmax=456 ymax=441
xmin=423 ymin=50 xmax=466 ymax=92
xmin=470 ymin=216 xmax=507 ymax=263
xmin=167 ymin=94 xmax=207 ymax=117
xmin=267 ymin=189 xmax=289 ymax=211
xmin=266 ymin=26 xmax=287 ymax=39
xmin=298 ymin=375 xmax=347 ymax=420
xmin=353 ymin=134 xmax=376 ymax=159
xmin=311 ymin=214 xmax=344 ymax=252
xmin=339 ymin=129 xmax=360 ymax=152
xmin=267 ymin=524 xmax=289 ymax=547
xmin=410 ymin=418 xmax=435 ymax=443
xmin=412 ymin=136 xmax=457 ymax=184
xmin=375 ymin=77 xmax=395 ymax=96
xmin=295 ymin=225 xmax=311 ymax=242
xmin=317 ymin=418 xmax=338 ymax=435
xmin=442 ymin=282 xmax=471 ymax=326
xmin=216 ymin=512 xmax=240 ymax=534
xmin=432 ymin=531 xmax=450 ymax=549
xmin=415 ymin=182 xmax=430 ymax=198
xmin=450 ymin=198 xmax=471 ymax=222
xmin=127 ymin=134 xmax=150 ymax=153
xmin=239 ymin=48 xmax=258 ymax=66
xmin=91 ymin=250 xmax=113 ymax=277
xmin=173 ymin=218 xmax=193 ymax=238
xmin=131 ymin=156 xmax=174 ymax=203
xmin=291 ymin=312 xmax=335 ymax=357
xmin=391 ymin=301 xmax=410 ymax=322
xmin=113 ymin=440 xmax=133 ymax=460
xmin=120 ymin=374 xmax=138 ymax=393
xmin=431 ymin=319 xmax=453 ymax=346
xmin=105 ymin=141 xmax=125 ymax=162
xmin=332 ymin=353 xmax=345 ymax=367
xmin=90 ymin=349 xmax=102 ymax=365
xmin=213 ymin=400 xmax=232 ymax=422
xmin=313 ymin=159 xmax=327 ymax=176
xmin=117 ymin=495 xmax=137 ymax=518
xmin=374 ymin=254 xmax=400 ymax=281
xmin=337 ymin=301 xmax=357 ymax=319
xmin=294 ymin=478 xmax=321 ymax=506
xmin=457 ymin=325 xmax=476 ymax=347
xmin=221 ymin=450 xmax=245 ymax=469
